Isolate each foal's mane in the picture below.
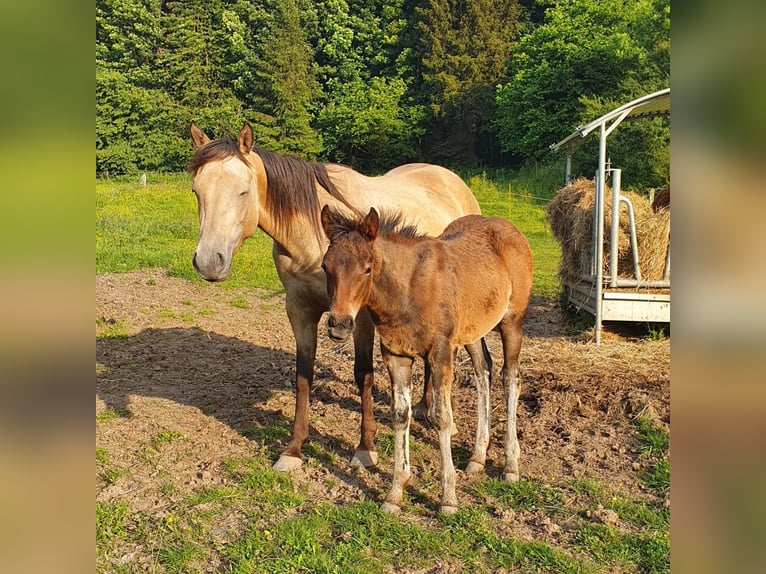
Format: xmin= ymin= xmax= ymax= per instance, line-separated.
xmin=188 ymin=138 xmax=357 ymax=239
xmin=324 ymin=208 xmax=422 ymax=242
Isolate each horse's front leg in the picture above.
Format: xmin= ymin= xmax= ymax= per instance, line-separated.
xmin=273 ymin=302 xmax=322 ymax=471
xmin=350 ymin=308 xmax=378 ymax=467
xmin=429 ymin=338 xmax=458 ymax=515
xmin=380 ymin=349 xmax=413 ymax=514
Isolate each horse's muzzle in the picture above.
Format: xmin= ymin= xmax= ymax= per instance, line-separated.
xmin=327 ymin=314 xmax=354 ymax=342
xmin=192 ymin=250 xmax=229 ymax=282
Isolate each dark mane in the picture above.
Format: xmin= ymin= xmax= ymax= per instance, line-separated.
xmin=324 ymin=208 xmax=422 ymax=242
xmin=188 ymin=138 xmax=358 ymax=240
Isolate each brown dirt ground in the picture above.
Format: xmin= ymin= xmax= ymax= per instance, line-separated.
xmin=96 ymin=268 xmax=669 ymax=558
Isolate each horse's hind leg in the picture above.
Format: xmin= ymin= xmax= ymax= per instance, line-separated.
xmin=499 ymin=313 xmax=525 ymax=482
xmin=464 ymin=338 xmax=492 ymax=474
xmin=351 ymin=308 xmax=378 ymax=468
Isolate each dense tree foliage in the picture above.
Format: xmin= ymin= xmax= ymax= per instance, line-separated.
xmin=96 ymin=0 xmax=669 ymax=182
xmin=495 ymin=0 xmax=670 ymax=188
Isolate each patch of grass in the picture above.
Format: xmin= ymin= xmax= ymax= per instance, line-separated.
xmin=640 ymin=458 xmax=670 ymax=496
xmin=573 ymin=523 xmax=669 ymax=574
xmin=634 ymin=416 xmax=669 ymax=456
xmin=230 ymin=296 xmax=250 ymax=309
xmin=157 ymin=539 xmax=205 ymax=573
xmin=96 ymin=407 xmax=130 ymax=421
xmin=303 ymin=441 xmax=338 ymax=465
xmin=96 ymin=501 xmax=130 ymax=547
xmin=472 ymin=477 xmax=564 ymax=513
xmin=150 ymin=429 xmax=183 ymax=450
xmin=186 ymin=486 xmax=240 ymax=506
xmin=240 ymin=423 xmax=290 ymax=445
xmin=96 ymin=317 xmax=129 ymax=339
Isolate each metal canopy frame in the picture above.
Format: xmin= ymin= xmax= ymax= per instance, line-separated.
xmin=549 ymin=88 xmax=670 ymax=343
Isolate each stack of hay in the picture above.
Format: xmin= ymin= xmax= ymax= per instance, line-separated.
xmin=547 ymin=178 xmax=670 ymax=285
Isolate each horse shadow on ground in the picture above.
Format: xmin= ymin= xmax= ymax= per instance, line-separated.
xmin=96 ymin=327 xmax=418 ymax=503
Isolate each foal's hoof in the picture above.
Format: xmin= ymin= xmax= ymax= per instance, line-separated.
xmin=440 ymin=505 xmax=458 ymax=516
xmin=272 ymin=455 xmax=303 ymax=472
xmin=381 ymin=501 xmax=401 ymax=515
xmin=504 ymin=471 xmax=520 ymax=483
xmin=465 ymin=461 xmax=485 ymax=474
xmin=350 ymin=449 xmax=379 ymax=468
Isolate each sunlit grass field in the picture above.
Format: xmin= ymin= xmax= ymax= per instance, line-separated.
xmin=96 ymin=168 xmax=562 ymax=298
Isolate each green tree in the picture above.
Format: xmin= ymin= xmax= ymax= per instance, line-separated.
xmin=317 ymin=77 xmax=424 ymax=171
xmin=415 ymin=0 xmax=521 ymax=166
xmin=254 ymin=0 xmax=323 ymax=157
xmin=495 ymin=0 xmax=670 ymax=187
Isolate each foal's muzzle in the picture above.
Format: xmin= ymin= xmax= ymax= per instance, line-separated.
xmin=327 ymin=314 xmax=355 ymax=342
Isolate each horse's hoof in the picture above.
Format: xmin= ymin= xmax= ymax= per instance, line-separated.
xmin=504 ymin=471 xmax=520 ymax=483
xmin=440 ymin=505 xmax=458 ymax=516
xmin=272 ymin=455 xmax=303 ymax=472
xmin=350 ymin=449 xmax=378 ymax=468
xmin=381 ymin=501 xmax=401 ymax=514
xmin=465 ymin=461 xmax=484 ymax=474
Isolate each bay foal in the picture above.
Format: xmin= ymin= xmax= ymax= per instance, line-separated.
xmin=321 ymin=206 xmax=533 ymax=514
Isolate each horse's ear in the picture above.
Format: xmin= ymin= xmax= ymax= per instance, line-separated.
xmin=321 ymin=205 xmax=338 ymax=238
xmin=361 ymin=208 xmax=380 ymax=241
xmin=238 ymin=122 xmax=254 ymax=155
xmin=190 ymin=121 xmax=210 ymax=148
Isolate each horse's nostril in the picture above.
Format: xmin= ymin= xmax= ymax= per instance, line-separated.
xmin=192 ymin=252 xmax=198 ymax=269
xmin=216 ymin=252 xmax=225 ymax=268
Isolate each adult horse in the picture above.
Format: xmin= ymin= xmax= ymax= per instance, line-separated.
xmin=320 ymin=206 xmax=533 ymax=514
xmin=188 ymin=122 xmax=480 ymax=471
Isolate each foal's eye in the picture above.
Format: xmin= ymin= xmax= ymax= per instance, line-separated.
xmin=321 ymin=262 xmax=327 ymax=271
xmin=239 ymin=190 xmax=249 ymax=197
xmin=364 ymin=266 xmax=372 ymax=275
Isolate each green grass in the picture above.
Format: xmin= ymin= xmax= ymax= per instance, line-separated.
xmin=96 ymin=168 xmax=562 ymax=299
xmin=96 ymin=443 xmax=670 ymax=573
xmin=96 ymin=173 xmax=282 ymax=291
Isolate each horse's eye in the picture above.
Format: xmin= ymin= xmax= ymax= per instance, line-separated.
xmin=239 ymin=190 xmax=249 ymax=197
xmin=321 ymin=262 xmax=327 ymax=271
xmin=364 ymin=266 xmax=372 ymax=275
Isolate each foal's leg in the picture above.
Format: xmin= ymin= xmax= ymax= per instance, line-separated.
xmin=381 ymin=350 xmax=413 ymax=514
xmin=411 ymin=361 xmax=431 ymax=423
xmin=429 ymin=338 xmax=458 ymax=515
xmin=273 ymin=301 xmax=323 ymax=471
xmin=464 ymin=338 xmax=493 ymax=474
xmin=499 ymin=314 xmax=525 ymax=482
xmin=351 ymin=308 xmax=378 ymax=467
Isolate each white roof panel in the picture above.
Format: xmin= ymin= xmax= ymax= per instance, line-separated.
xmin=550 ymin=88 xmax=670 ymax=153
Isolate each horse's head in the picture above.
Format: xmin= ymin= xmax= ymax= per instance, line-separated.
xmin=188 ymin=122 xmax=262 ymax=281
xmin=320 ymin=206 xmax=380 ymax=342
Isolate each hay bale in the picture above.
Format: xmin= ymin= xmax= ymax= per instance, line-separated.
xmin=547 ymin=178 xmax=670 ymax=283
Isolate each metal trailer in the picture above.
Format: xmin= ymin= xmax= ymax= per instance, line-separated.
xmin=549 ymin=89 xmax=670 ymax=343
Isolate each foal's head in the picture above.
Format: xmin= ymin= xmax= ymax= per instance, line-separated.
xmin=320 ymin=206 xmax=381 ymax=341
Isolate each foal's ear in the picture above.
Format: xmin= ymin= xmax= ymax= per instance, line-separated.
xmin=361 ymin=208 xmax=380 ymax=241
xmin=190 ymin=121 xmax=211 ymax=148
xmin=238 ymin=122 xmax=254 ymax=155
xmin=321 ymin=204 xmax=338 ymax=238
